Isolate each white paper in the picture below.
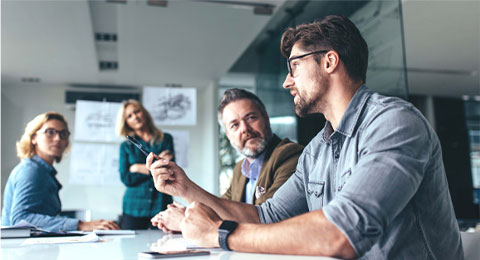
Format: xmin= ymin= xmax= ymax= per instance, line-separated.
xmin=143 ymin=87 xmax=197 ymax=126
xmin=166 ymin=130 xmax=189 ymax=168
xmin=21 ymin=233 xmax=99 ymax=245
xmin=93 ymin=230 xmax=135 ymax=235
xmin=74 ymin=100 xmax=123 ymax=142
xmin=69 ymin=142 xmax=122 ymax=186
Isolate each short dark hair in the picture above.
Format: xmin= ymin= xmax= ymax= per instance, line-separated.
xmin=280 ymin=15 xmax=368 ymax=83
xmin=217 ymin=88 xmax=269 ymax=128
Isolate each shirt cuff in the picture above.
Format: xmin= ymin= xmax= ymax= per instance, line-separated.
xmin=256 ymin=205 xmax=267 ymax=224
xmin=323 ymin=199 xmax=373 ymax=257
xmin=63 ymin=218 xmax=80 ymax=231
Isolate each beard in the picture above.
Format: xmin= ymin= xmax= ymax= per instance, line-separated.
xmin=230 ymin=129 xmax=272 ymax=159
xmin=294 ymin=68 xmax=329 ymax=117
xmin=294 ymin=94 xmax=315 ymax=117
xmin=240 ymin=137 xmax=267 ymax=158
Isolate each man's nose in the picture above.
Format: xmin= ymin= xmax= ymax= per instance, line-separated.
xmin=239 ymin=120 xmax=251 ymax=134
xmin=282 ymin=73 xmax=294 ymax=89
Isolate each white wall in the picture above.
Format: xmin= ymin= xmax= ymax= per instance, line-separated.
xmin=1 ymin=83 xmax=218 ymax=221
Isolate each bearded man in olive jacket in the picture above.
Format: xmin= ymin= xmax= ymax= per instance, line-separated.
xmin=151 ymin=88 xmax=303 ymax=232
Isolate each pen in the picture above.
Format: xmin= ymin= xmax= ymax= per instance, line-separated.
xmin=126 ymin=135 xmax=162 ymax=164
xmin=126 ymin=135 xmax=150 ymax=157
xmin=126 ymin=136 xmax=172 ymax=169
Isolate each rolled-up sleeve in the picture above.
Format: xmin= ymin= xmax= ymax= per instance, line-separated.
xmin=257 ymin=159 xmax=309 ymax=224
xmin=323 ymin=107 xmax=432 ymax=256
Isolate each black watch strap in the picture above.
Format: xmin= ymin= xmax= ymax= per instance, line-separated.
xmin=218 ymin=220 xmax=238 ymax=251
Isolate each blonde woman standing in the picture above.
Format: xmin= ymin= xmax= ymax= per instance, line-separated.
xmin=1 ymin=112 xmax=119 ymax=232
xmin=116 ymin=100 xmax=174 ymax=229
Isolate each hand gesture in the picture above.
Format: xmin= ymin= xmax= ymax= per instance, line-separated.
xmin=151 ymin=201 xmax=186 ymax=233
xmin=181 ymin=202 xmax=222 ymax=248
xmin=146 ymin=153 xmax=192 ymax=197
xmin=77 ymin=219 xmax=119 ymax=231
xmin=158 ymin=150 xmax=174 ymax=161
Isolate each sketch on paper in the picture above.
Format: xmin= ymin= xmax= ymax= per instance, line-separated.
xmin=69 ymin=142 xmax=122 ymax=186
xmin=153 ymin=94 xmax=191 ymax=121
xmin=74 ymin=100 xmax=123 ymax=142
xmin=166 ymin=130 xmax=189 ymax=168
xmin=143 ymin=87 xmax=197 ymax=126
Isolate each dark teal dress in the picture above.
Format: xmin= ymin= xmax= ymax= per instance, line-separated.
xmin=119 ymin=133 xmax=174 ymax=218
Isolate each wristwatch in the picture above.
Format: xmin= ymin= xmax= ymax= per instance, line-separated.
xmin=218 ymin=220 xmax=238 ymax=251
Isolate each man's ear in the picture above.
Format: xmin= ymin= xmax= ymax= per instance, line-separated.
xmin=324 ymin=51 xmax=340 ymax=73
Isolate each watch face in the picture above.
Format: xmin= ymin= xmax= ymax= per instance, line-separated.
xmin=219 ymin=220 xmax=238 ymax=232
xmin=218 ymin=220 xmax=238 ymax=251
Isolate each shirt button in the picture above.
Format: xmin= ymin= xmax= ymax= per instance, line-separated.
xmin=337 ymin=186 xmax=342 ymax=191
xmin=334 ymin=154 xmax=339 ymax=159
xmin=149 ymin=188 xmax=153 ymax=192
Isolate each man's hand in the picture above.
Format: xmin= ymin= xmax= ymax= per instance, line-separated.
xmin=146 ymin=153 xmax=192 ymax=197
xmin=77 ymin=220 xmax=119 ymax=231
xmin=158 ymin=150 xmax=174 ymax=161
xmin=151 ymin=202 xmax=186 ymax=233
xmin=180 ymin=202 xmax=222 ymax=248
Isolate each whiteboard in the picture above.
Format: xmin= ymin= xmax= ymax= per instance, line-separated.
xmin=143 ymin=87 xmax=197 ymax=126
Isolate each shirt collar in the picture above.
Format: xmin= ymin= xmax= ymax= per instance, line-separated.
xmin=31 ymin=155 xmax=58 ymax=176
xmin=241 ymin=151 xmax=265 ymax=180
xmin=323 ymin=85 xmax=372 ymax=140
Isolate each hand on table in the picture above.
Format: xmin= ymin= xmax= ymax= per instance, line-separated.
xmin=151 ymin=202 xmax=186 ymax=233
xmin=181 ymin=202 xmax=222 ymax=248
xmin=77 ymin=219 xmax=119 ymax=231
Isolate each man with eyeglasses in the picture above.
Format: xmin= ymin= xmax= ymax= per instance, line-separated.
xmin=148 ymin=15 xmax=462 ymax=259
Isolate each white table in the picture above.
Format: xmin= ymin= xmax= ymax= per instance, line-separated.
xmin=1 ymin=230 xmax=338 ymax=260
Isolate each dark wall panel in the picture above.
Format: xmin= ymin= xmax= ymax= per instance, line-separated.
xmin=434 ymin=97 xmax=478 ymax=219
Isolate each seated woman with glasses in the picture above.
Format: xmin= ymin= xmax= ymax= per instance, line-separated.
xmin=1 ymin=112 xmax=119 ymax=232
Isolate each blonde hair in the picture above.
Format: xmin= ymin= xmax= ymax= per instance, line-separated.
xmin=115 ymin=99 xmax=164 ymax=144
xmin=16 ymin=112 xmax=70 ymax=163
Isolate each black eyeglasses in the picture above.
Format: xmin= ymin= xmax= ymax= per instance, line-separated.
xmin=37 ymin=128 xmax=70 ymax=140
xmin=287 ymin=50 xmax=329 ymax=77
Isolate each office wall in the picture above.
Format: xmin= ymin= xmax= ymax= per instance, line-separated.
xmin=1 ymin=83 xmax=218 ymax=220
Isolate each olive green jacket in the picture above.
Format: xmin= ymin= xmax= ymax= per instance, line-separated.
xmin=222 ymin=134 xmax=303 ymax=205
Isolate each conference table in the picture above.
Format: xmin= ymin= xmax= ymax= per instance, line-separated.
xmin=1 ymin=230 xmax=339 ymax=260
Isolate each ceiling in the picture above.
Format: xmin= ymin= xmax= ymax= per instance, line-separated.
xmin=1 ymin=0 xmax=479 ymax=97
xmin=1 ymin=0 xmax=282 ymax=88
xmin=402 ymin=0 xmax=479 ymax=97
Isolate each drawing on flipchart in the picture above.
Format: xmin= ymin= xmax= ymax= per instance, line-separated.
xmin=74 ymin=100 xmax=123 ymax=142
xmin=152 ymin=93 xmax=192 ymax=121
xmin=143 ymin=87 xmax=197 ymax=126
xmin=69 ymin=142 xmax=122 ymax=186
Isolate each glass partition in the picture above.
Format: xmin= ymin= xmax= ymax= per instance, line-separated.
xmin=219 ymin=0 xmax=408 ymax=192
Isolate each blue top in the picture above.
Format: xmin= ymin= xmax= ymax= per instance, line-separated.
xmin=119 ymin=133 xmax=174 ymax=217
xmin=257 ymin=86 xmax=463 ymax=259
xmin=1 ymin=155 xmax=79 ymax=232
xmin=241 ymin=152 xmax=265 ymax=204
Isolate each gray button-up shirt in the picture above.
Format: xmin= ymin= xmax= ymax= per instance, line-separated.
xmin=257 ymin=86 xmax=463 ymax=259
